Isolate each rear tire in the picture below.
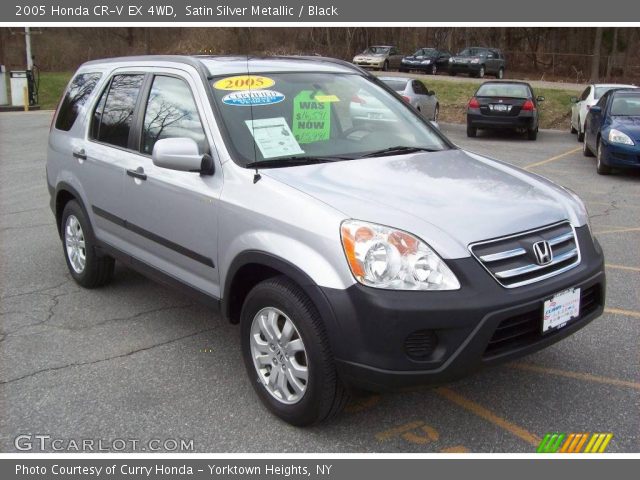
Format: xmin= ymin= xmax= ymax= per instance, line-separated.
xmin=431 ymin=64 xmax=437 ymax=75
xmin=382 ymin=60 xmax=389 ymax=72
xmin=596 ymin=140 xmax=612 ymax=175
xmin=577 ymin=118 xmax=585 ymax=142
xmin=450 ymin=71 xmax=457 ymax=76
xmin=240 ymin=276 xmax=349 ymax=426
xmin=61 ymin=200 xmax=114 ymax=288
xmin=497 ymin=68 xmax=504 ymax=79
xmin=467 ymin=125 xmax=477 ymax=138
xmin=434 ymin=104 xmax=440 ymax=122
xmin=570 ymin=124 xmax=577 ymax=134
xmin=527 ymin=127 xmax=538 ymax=141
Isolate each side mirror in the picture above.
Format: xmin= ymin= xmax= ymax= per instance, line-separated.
xmin=570 ymin=96 xmax=578 ymax=103
xmin=152 ymin=138 xmax=214 ymax=176
xmin=589 ymin=105 xmax=602 ymax=114
xmin=428 ymin=90 xmax=435 ymax=96
xmin=537 ymin=96 xmax=545 ymax=102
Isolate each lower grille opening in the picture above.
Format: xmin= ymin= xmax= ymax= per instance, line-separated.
xmin=483 ymin=284 xmax=602 ymax=358
xmin=405 ymin=329 xmax=438 ymax=360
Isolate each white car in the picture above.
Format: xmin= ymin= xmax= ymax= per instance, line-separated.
xmin=571 ymin=83 xmax=636 ymax=141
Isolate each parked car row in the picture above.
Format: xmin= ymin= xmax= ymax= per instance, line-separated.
xmin=353 ymin=45 xmax=506 ymax=79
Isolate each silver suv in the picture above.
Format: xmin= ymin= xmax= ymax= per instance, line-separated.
xmin=47 ymin=55 xmax=605 ymax=426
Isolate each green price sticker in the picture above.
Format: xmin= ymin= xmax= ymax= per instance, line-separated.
xmin=292 ymin=90 xmax=331 ymax=144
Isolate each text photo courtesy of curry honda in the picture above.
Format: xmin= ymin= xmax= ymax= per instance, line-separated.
xmin=0 ymin=25 xmax=638 ymax=456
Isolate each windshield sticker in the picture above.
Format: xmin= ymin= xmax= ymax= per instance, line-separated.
xmin=314 ymin=94 xmax=340 ymax=103
xmin=245 ymin=117 xmax=304 ymax=159
xmin=293 ymin=90 xmax=331 ymax=144
xmin=222 ymin=90 xmax=285 ymax=106
xmin=213 ymin=75 xmax=275 ymax=91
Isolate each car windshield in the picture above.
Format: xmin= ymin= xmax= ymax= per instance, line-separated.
xmin=414 ymin=48 xmax=435 ymax=56
xmin=476 ymin=83 xmax=530 ymax=98
xmin=209 ymin=72 xmax=449 ymax=167
xmin=381 ymin=79 xmax=408 ymax=91
xmin=459 ymin=48 xmax=485 ymax=57
xmin=610 ymin=94 xmax=640 ymax=116
xmin=363 ymin=47 xmax=390 ymax=55
xmin=595 ymin=86 xmax=636 ymax=99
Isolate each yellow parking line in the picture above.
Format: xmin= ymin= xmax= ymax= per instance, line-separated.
xmin=524 ymin=147 xmax=582 ymax=170
xmin=440 ymin=445 xmax=470 ymax=453
xmin=510 ymin=363 xmax=640 ymax=390
xmin=594 ymin=227 xmax=640 ymax=235
xmin=435 ymin=387 xmax=540 ymax=446
xmin=605 ymin=307 xmax=640 ymax=319
xmin=605 ymin=264 xmax=640 ymax=272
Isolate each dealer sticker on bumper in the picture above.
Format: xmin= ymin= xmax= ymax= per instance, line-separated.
xmin=543 ymin=287 xmax=581 ymax=333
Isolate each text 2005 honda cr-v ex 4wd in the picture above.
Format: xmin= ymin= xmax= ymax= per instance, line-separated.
xmin=47 ymin=55 xmax=605 ymax=425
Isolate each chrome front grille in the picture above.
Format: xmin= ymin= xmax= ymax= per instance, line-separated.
xmin=469 ymin=222 xmax=581 ymax=288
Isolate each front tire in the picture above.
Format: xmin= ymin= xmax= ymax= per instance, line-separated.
xmin=596 ymin=140 xmax=612 ymax=175
xmin=433 ymin=104 xmax=440 ymax=122
xmin=583 ymin=137 xmax=594 ymax=157
xmin=382 ymin=60 xmax=389 ymax=72
xmin=61 ymin=200 xmax=114 ymax=288
xmin=476 ymin=66 xmax=485 ymax=78
xmin=497 ymin=68 xmax=504 ymax=79
xmin=240 ymin=276 xmax=348 ymax=426
xmin=577 ymin=118 xmax=585 ymax=142
xmin=431 ymin=64 xmax=437 ymax=75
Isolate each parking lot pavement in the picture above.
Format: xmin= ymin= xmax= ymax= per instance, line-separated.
xmin=1 ymin=112 xmax=638 ymax=453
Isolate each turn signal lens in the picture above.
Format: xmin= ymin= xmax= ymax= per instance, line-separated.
xmin=340 ymin=220 xmax=460 ymax=291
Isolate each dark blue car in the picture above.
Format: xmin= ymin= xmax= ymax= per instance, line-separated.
xmin=583 ymin=88 xmax=640 ymax=174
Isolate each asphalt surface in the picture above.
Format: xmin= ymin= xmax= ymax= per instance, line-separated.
xmin=1 ymin=112 xmax=638 ymax=453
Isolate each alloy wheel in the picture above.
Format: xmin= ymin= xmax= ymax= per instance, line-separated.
xmin=249 ymin=307 xmax=309 ymax=405
xmin=65 ymin=214 xmax=86 ymax=274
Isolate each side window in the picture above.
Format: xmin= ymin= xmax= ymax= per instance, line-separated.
xmin=596 ymin=92 xmax=609 ymax=109
xmin=580 ymin=87 xmax=590 ymax=101
xmin=90 ymin=74 xmax=145 ymax=149
xmin=413 ymin=81 xmax=428 ymax=95
xmin=55 ymin=72 xmax=102 ymax=131
xmin=141 ymin=75 xmax=208 ymax=155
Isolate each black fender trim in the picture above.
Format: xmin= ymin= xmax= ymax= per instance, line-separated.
xmin=222 ymin=251 xmax=346 ymax=358
xmin=52 ymin=182 xmax=90 ymax=238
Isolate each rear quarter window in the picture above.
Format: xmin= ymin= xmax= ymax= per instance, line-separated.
xmin=55 ymin=72 xmax=102 ymax=131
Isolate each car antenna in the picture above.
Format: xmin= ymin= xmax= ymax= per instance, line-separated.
xmin=246 ymin=54 xmax=261 ymax=184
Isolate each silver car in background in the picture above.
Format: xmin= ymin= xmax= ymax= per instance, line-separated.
xmin=351 ymin=77 xmax=439 ymax=123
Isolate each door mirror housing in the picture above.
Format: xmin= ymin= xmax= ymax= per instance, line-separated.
xmin=570 ymin=96 xmax=578 ymax=103
xmin=152 ymin=138 xmax=214 ymax=176
xmin=536 ymin=96 xmax=545 ymax=102
xmin=428 ymin=90 xmax=435 ymax=96
xmin=589 ymin=105 xmax=602 ymax=114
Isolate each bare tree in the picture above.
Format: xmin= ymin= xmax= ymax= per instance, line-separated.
xmin=590 ymin=27 xmax=603 ymax=82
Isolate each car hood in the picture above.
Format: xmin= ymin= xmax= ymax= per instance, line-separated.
xmin=262 ymin=149 xmax=583 ymax=259
xmin=610 ymin=116 xmax=640 ymax=142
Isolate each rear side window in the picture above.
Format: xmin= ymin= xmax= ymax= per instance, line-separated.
xmin=55 ymin=72 xmax=102 ymax=131
xmin=91 ymin=74 xmax=145 ymax=148
xmin=141 ymin=75 xmax=207 ymax=155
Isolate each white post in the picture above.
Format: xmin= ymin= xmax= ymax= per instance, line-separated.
xmin=25 ymin=27 xmax=33 ymax=70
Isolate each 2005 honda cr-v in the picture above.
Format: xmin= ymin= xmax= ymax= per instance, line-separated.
xmin=47 ymin=55 xmax=605 ymax=426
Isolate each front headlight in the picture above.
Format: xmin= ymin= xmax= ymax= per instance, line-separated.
xmin=449 ymin=58 xmax=455 ymax=63
xmin=421 ymin=59 xmax=431 ymax=64
xmin=340 ymin=220 xmax=460 ymax=290
xmin=562 ymin=186 xmax=592 ymax=235
xmin=471 ymin=58 xmax=480 ymax=64
xmin=608 ymin=128 xmax=634 ymax=145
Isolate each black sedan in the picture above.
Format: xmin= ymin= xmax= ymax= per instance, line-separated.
xmin=399 ymin=48 xmax=451 ymax=75
xmin=466 ymin=81 xmax=544 ymax=140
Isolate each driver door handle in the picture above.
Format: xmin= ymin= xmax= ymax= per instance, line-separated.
xmin=126 ymin=167 xmax=147 ymax=181
xmin=72 ymin=149 xmax=87 ymax=160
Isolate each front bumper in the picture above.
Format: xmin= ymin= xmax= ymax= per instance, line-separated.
xmin=449 ymin=62 xmax=482 ymax=74
xmin=353 ymin=59 xmax=385 ymax=69
xmin=320 ymin=226 xmax=605 ymax=390
xmin=601 ymin=140 xmax=640 ymax=169
xmin=401 ymin=61 xmax=436 ymax=71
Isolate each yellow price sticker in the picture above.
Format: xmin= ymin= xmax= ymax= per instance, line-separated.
xmin=212 ymin=75 xmax=275 ymax=91
xmin=315 ymin=94 xmax=340 ymax=103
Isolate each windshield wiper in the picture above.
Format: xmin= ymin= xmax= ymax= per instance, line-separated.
xmin=245 ymin=155 xmax=351 ymax=169
xmin=360 ymin=146 xmax=440 ymax=158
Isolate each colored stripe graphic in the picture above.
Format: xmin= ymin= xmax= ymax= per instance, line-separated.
xmin=537 ymin=433 xmax=613 ymax=453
